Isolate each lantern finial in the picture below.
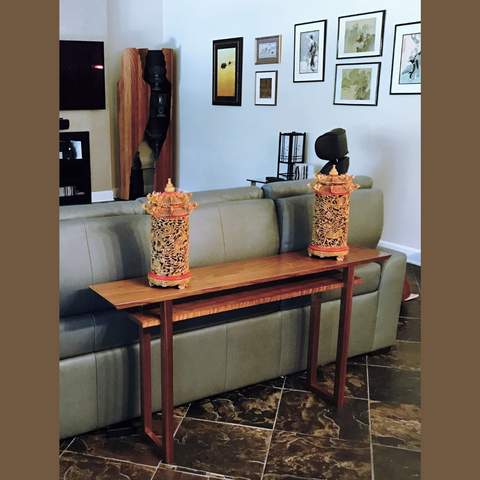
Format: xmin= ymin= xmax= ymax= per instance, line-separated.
xmin=329 ymin=166 xmax=339 ymax=176
xmin=165 ymin=178 xmax=175 ymax=192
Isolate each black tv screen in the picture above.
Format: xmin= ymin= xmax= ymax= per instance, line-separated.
xmin=60 ymin=40 xmax=106 ymax=110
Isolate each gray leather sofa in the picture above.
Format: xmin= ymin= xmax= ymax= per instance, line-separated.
xmin=59 ymin=176 xmax=406 ymax=440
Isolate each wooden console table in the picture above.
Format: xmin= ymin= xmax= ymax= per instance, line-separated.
xmin=90 ymin=244 xmax=390 ymax=463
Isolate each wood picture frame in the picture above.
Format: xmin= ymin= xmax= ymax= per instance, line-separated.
xmin=293 ymin=20 xmax=327 ymax=83
xmin=255 ymin=71 xmax=278 ymax=106
xmin=390 ymin=22 xmax=421 ymax=94
xmin=255 ymin=35 xmax=282 ymax=64
xmin=337 ymin=10 xmax=386 ymax=59
xmin=212 ymin=37 xmax=243 ymax=106
xmin=334 ymin=62 xmax=381 ymax=106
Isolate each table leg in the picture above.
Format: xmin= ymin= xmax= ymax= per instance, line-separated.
xmin=160 ymin=300 xmax=175 ymax=464
xmin=306 ymin=266 xmax=356 ymax=407
xmin=307 ymin=292 xmax=335 ymax=404
xmin=333 ymin=265 xmax=355 ymax=407
xmin=139 ymin=326 xmax=153 ymax=439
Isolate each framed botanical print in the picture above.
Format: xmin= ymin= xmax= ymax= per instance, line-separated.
xmin=255 ymin=35 xmax=281 ymax=64
xmin=255 ymin=71 xmax=278 ymax=106
xmin=212 ymin=37 xmax=243 ymax=106
xmin=334 ymin=62 xmax=381 ymax=106
xmin=337 ymin=10 xmax=386 ymax=59
xmin=390 ymin=22 xmax=421 ymax=94
xmin=293 ymin=20 xmax=327 ymax=82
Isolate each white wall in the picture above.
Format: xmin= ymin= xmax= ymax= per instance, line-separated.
xmin=163 ymin=0 xmax=421 ymax=259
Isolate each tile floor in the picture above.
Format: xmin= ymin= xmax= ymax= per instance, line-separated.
xmin=59 ymin=263 xmax=421 ymax=480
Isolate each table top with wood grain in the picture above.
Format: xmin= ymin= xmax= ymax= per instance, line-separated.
xmin=90 ymin=245 xmax=390 ymax=317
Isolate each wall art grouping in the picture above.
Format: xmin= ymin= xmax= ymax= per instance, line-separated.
xmin=211 ymin=10 xmax=420 ymax=107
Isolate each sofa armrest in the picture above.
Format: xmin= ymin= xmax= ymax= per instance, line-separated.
xmin=372 ymin=247 xmax=408 ymax=350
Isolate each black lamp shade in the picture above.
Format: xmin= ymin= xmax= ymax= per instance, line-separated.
xmin=314 ymin=128 xmax=348 ymax=161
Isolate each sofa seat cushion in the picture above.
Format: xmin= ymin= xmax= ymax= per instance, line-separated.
xmin=60 ymin=302 xmax=281 ymax=360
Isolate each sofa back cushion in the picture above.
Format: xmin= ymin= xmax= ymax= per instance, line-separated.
xmin=60 ymin=198 xmax=280 ymax=317
xmin=60 ymin=215 xmax=151 ymax=317
xmin=136 ymin=186 xmax=264 ymax=207
xmin=60 ymin=200 xmax=145 ymax=221
xmin=189 ymin=198 xmax=279 ymax=267
xmin=261 ymin=175 xmax=373 ymax=200
xmin=275 ymin=188 xmax=383 ymax=254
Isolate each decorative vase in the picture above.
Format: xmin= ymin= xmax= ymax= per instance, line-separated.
xmin=307 ymin=166 xmax=359 ymax=261
xmin=142 ymin=179 xmax=198 ymax=288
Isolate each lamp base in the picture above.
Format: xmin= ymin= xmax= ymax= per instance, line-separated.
xmin=307 ymin=244 xmax=349 ymax=261
xmin=148 ymin=271 xmax=192 ymax=289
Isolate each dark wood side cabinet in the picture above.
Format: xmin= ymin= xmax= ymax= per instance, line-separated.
xmin=60 ymin=131 xmax=92 ymax=205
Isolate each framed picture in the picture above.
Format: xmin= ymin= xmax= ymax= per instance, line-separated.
xmin=255 ymin=35 xmax=281 ymax=64
xmin=334 ymin=62 xmax=381 ymax=106
xmin=293 ymin=20 xmax=327 ymax=82
xmin=337 ymin=10 xmax=385 ymax=59
xmin=390 ymin=22 xmax=421 ymax=94
xmin=255 ymin=71 xmax=278 ymax=106
xmin=212 ymin=37 xmax=243 ymax=106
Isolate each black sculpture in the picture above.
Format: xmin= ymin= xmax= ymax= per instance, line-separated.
xmin=315 ymin=128 xmax=350 ymax=174
xmin=143 ymin=50 xmax=171 ymax=167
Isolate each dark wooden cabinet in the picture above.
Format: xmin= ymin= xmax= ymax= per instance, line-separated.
xmin=60 ymin=131 xmax=92 ymax=205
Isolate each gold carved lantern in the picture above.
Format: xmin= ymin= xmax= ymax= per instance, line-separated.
xmin=142 ymin=179 xmax=198 ymax=288
xmin=308 ymin=166 xmax=359 ymax=261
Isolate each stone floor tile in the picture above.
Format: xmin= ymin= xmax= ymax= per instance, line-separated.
xmin=276 ymin=390 xmax=370 ymax=443
xmin=368 ymin=366 xmax=421 ymax=406
xmin=264 ymin=430 xmax=372 ymax=480
xmin=373 ymin=444 xmax=421 ymax=480
xmin=285 ymin=362 xmax=368 ymax=400
xmin=185 ymin=384 xmax=281 ymax=428
xmin=173 ymin=417 xmax=271 ymax=480
xmin=370 ymin=401 xmax=421 ymax=451
xmin=368 ymin=341 xmax=421 ymax=371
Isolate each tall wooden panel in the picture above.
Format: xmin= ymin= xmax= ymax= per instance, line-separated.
xmin=117 ymin=48 xmax=174 ymax=200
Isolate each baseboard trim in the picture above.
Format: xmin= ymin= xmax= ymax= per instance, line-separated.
xmin=377 ymin=240 xmax=421 ymax=266
xmin=92 ymin=190 xmax=115 ymax=203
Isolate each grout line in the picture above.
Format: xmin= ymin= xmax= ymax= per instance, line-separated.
xmin=61 ymin=450 xmax=159 ymax=470
xmin=260 ymin=375 xmax=286 ymax=480
xmin=179 ymin=414 xmax=275 ymax=433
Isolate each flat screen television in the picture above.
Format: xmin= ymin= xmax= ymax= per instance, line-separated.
xmin=60 ymin=40 xmax=106 ymax=110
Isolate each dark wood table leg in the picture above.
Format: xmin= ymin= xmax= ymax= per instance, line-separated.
xmin=307 ymin=292 xmax=335 ymax=404
xmin=138 ymin=326 xmax=155 ymax=441
xmin=333 ymin=265 xmax=355 ymax=407
xmin=306 ymin=266 xmax=356 ymax=407
xmin=137 ymin=301 xmax=175 ymax=464
xmin=160 ymin=300 xmax=175 ymax=464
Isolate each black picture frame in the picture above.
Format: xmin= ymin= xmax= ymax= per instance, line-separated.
xmin=293 ymin=20 xmax=327 ymax=83
xmin=390 ymin=22 xmax=421 ymax=94
xmin=212 ymin=37 xmax=243 ymax=106
xmin=337 ymin=10 xmax=386 ymax=59
xmin=333 ymin=62 xmax=381 ymax=106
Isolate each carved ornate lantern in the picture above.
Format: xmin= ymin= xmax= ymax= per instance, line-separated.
xmin=308 ymin=166 xmax=359 ymax=261
xmin=142 ymin=179 xmax=198 ymax=288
